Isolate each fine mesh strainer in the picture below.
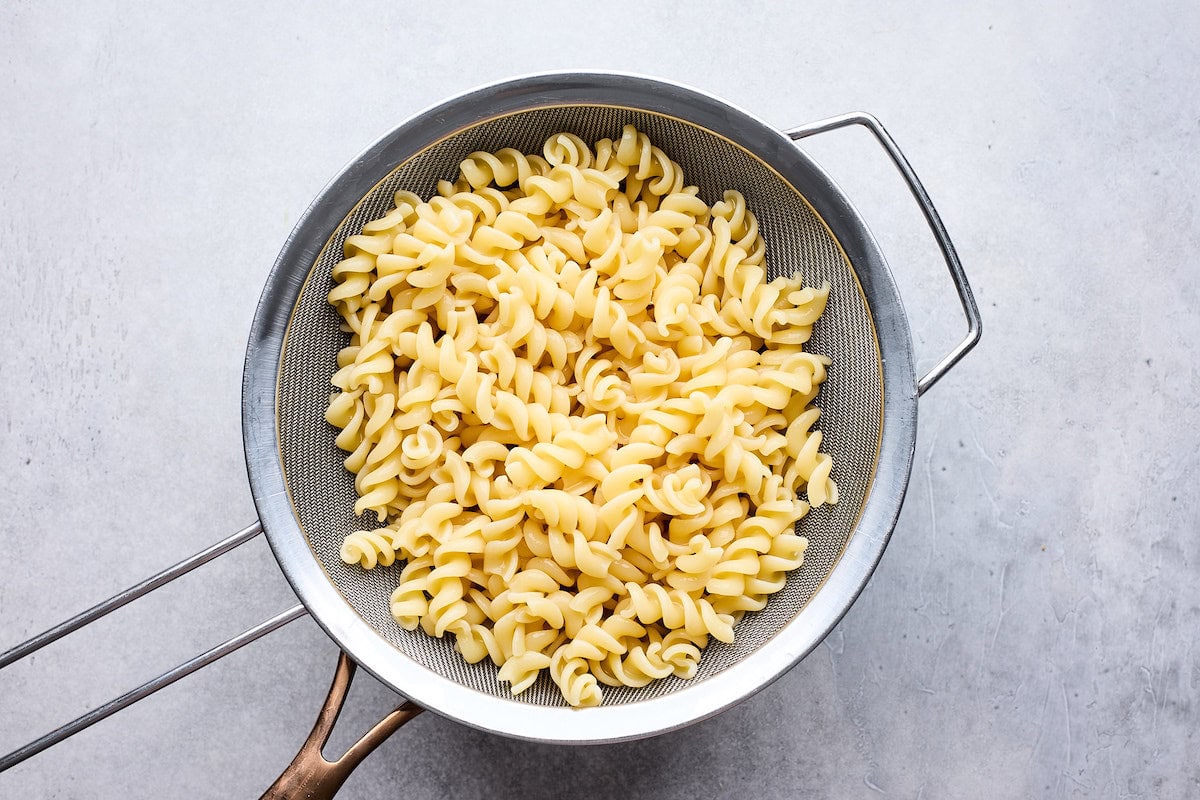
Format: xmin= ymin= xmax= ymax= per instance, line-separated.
xmin=0 ymin=73 xmax=980 ymax=797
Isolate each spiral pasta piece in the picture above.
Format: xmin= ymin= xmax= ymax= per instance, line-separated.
xmin=339 ymin=529 xmax=397 ymax=569
xmin=326 ymin=126 xmax=837 ymax=706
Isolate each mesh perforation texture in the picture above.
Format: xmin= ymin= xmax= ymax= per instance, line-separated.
xmin=277 ymin=107 xmax=882 ymax=706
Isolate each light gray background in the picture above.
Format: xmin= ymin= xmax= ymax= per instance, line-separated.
xmin=1 ymin=2 xmax=1196 ymax=798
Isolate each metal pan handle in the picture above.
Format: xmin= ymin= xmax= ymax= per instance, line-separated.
xmin=261 ymin=653 xmax=423 ymax=800
xmin=786 ymin=113 xmax=982 ymax=395
xmin=0 ymin=522 xmax=305 ymax=772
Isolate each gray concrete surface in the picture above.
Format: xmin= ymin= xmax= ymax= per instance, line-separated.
xmin=2 ymin=1 xmax=1197 ymax=797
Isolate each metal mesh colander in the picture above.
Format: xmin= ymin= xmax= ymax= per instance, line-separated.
xmin=0 ymin=74 xmax=970 ymax=772
xmin=275 ymin=104 xmax=883 ymax=707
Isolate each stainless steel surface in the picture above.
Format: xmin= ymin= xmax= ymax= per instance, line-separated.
xmin=245 ymin=72 xmax=925 ymax=743
xmin=0 ymin=522 xmax=263 ymax=670
xmin=0 ymin=604 xmax=307 ymax=772
xmin=787 ymin=113 xmax=982 ymax=395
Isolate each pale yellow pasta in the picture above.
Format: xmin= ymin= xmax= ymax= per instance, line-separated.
xmin=330 ymin=125 xmax=837 ymax=707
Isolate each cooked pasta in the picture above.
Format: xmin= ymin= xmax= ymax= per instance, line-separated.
xmin=327 ymin=125 xmax=837 ymax=706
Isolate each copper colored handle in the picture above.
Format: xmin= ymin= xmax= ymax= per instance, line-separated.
xmin=262 ymin=652 xmax=423 ymax=800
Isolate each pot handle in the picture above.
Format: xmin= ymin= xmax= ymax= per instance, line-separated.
xmin=261 ymin=652 xmax=423 ymax=800
xmin=786 ymin=113 xmax=982 ymax=395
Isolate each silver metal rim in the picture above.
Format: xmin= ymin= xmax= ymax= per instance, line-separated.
xmin=242 ymin=71 xmax=917 ymax=744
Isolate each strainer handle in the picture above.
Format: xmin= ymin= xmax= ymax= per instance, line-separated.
xmin=0 ymin=603 xmax=306 ymax=771
xmin=0 ymin=521 xmax=264 ymax=668
xmin=0 ymin=521 xmax=304 ymax=772
xmin=261 ymin=652 xmax=424 ymax=800
xmin=786 ymin=113 xmax=982 ymax=395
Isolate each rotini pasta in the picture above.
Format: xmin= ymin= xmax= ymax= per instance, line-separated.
xmin=329 ymin=125 xmax=837 ymax=706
